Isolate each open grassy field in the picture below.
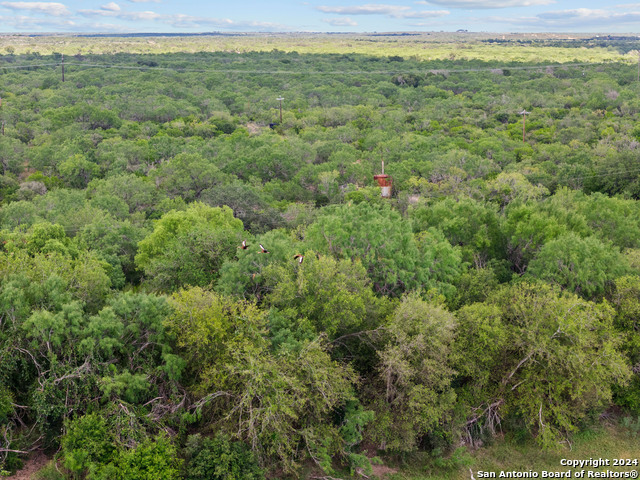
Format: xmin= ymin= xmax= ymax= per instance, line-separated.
xmin=0 ymin=32 xmax=635 ymax=64
xmin=387 ymin=420 xmax=640 ymax=480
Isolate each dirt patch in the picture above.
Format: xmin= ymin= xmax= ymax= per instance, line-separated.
xmin=371 ymin=463 xmax=398 ymax=479
xmin=8 ymin=452 xmax=50 ymax=480
xmin=245 ymin=122 xmax=264 ymax=135
xmin=18 ymin=159 xmax=35 ymax=181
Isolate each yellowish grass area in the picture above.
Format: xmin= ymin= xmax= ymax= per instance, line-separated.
xmin=0 ymin=34 xmax=631 ymax=64
xmin=388 ymin=425 xmax=640 ymax=480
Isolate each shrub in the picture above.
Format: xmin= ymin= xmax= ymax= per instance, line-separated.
xmin=183 ymin=433 xmax=264 ymax=480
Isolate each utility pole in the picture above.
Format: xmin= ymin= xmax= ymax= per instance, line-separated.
xmin=637 ymin=51 xmax=639 ymax=83
xmin=61 ymin=53 xmax=65 ymax=82
xmin=0 ymin=96 xmax=3 ymax=136
xmin=519 ymin=109 xmax=530 ymax=143
xmin=276 ymin=96 xmax=284 ymax=123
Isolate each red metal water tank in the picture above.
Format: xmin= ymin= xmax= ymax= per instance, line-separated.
xmin=373 ymin=174 xmax=392 ymax=197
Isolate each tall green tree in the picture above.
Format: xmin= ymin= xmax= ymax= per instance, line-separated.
xmin=135 ymin=203 xmax=244 ymax=291
xmin=527 ymin=233 xmax=628 ymax=299
xmin=455 ymin=283 xmax=630 ymax=447
xmin=265 ymin=254 xmax=388 ymax=339
xmin=166 ymin=287 xmax=358 ymax=474
xmin=151 ymin=153 xmax=233 ymax=202
xmin=305 ymin=203 xmax=461 ymax=296
xmin=366 ymin=293 xmax=457 ymax=452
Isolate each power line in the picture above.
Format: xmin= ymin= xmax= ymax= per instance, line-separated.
xmin=552 ymin=166 xmax=640 ymax=184
xmin=401 ymin=165 xmax=640 ymax=203
xmin=64 ymin=63 xmax=210 ymax=73
xmin=0 ymin=63 xmax=60 ymax=70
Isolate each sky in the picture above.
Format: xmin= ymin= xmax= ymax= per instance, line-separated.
xmin=1 ymin=0 xmax=640 ymax=34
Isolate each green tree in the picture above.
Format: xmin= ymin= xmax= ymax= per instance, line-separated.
xmin=135 ymin=203 xmax=244 ymax=291
xmin=415 ymin=228 xmax=465 ymax=299
xmin=367 ymin=293 xmax=457 ymax=452
xmin=58 ymin=155 xmax=100 ymax=189
xmin=79 ymin=215 xmax=148 ymax=286
xmin=200 ymin=182 xmax=282 ymax=234
xmin=151 ymin=153 xmax=232 ymax=202
xmin=550 ymin=190 xmax=640 ymax=249
xmin=265 ymin=254 xmax=388 ymax=339
xmin=61 ymin=414 xmax=116 ymax=477
xmin=0 ymin=136 xmax=24 ymax=175
xmin=0 ymin=248 xmax=111 ymax=313
xmin=451 ymin=266 xmax=500 ymax=309
xmin=183 ymin=433 xmax=264 ymax=480
xmin=215 ymin=229 xmax=299 ymax=300
xmin=455 ymin=283 xmax=630 ymax=447
xmin=503 ymin=203 xmax=568 ymax=273
xmin=85 ymin=292 xmax=185 ymax=404
xmin=611 ymin=276 xmax=640 ymax=413
xmin=93 ymin=137 xmax=152 ymax=174
xmin=486 ymin=172 xmax=549 ymax=207
xmin=305 ymin=203 xmax=446 ymax=296
xmin=410 ymin=197 xmax=504 ymax=265
xmin=108 ymin=435 xmax=181 ymax=480
xmin=167 ymin=287 xmax=358 ymax=474
xmin=527 ymin=233 xmax=628 ymax=299
xmin=87 ymin=174 xmax=159 ymax=216
xmin=0 ymin=175 xmax=19 ymax=204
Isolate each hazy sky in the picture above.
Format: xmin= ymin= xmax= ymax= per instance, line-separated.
xmin=1 ymin=0 xmax=640 ymax=33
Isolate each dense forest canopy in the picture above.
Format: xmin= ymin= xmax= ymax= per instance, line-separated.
xmin=0 ymin=34 xmax=640 ymax=479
